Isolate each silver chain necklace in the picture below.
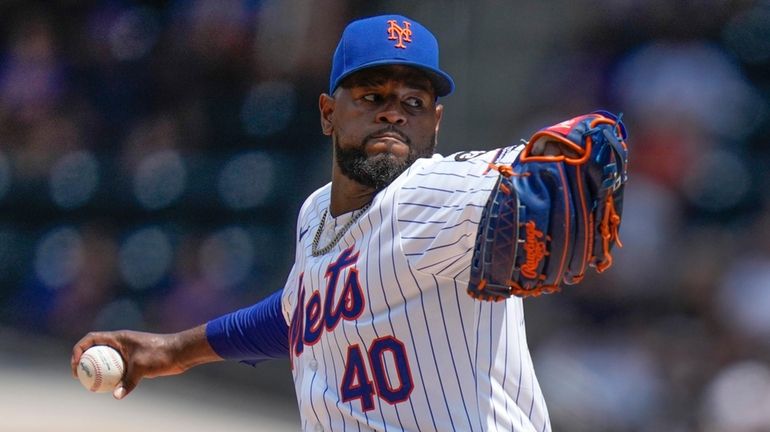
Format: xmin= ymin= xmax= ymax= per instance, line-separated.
xmin=311 ymin=203 xmax=372 ymax=257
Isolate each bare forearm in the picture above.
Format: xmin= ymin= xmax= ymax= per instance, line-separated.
xmin=170 ymin=324 xmax=224 ymax=372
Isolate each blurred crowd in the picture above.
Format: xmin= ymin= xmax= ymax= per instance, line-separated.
xmin=1 ymin=1 xmax=769 ymax=431
xmin=0 ymin=0 xmax=342 ymax=336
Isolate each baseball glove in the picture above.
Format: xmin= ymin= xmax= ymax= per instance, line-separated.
xmin=467 ymin=111 xmax=628 ymax=300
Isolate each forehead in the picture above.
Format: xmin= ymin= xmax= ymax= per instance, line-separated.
xmin=339 ymin=65 xmax=436 ymax=95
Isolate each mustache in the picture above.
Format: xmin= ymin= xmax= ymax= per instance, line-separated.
xmin=364 ymin=126 xmax=411 ymax=146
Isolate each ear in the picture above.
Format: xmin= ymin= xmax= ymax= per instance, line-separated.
xmin=434 ymin=103 xmax=444 ymax=137
xmin=319 ymin=93 xmax=335 ymax=136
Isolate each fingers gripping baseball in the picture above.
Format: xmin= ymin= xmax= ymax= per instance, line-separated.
xmin=468 ymin=111 xmax=628 ymax=300
xmin=71 ymin=330 xmax=187 ymax=399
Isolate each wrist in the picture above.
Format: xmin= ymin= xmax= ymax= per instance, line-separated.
xmin=170 ymin=325 xmax=222 ymax=372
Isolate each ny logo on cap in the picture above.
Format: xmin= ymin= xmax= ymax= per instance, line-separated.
xmin=387 ymin=20 xmax=412 ymax=49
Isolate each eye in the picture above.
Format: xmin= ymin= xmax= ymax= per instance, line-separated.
xmin=362 ymin=94 xmax=381 ymax=103
xmin=404 ymin=97 xmax=425 ymax=108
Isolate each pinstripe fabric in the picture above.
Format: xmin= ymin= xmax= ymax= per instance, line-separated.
xmin=282 ymin=147 xmax=551 ymax=432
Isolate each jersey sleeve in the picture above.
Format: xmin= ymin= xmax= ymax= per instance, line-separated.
xmin=206 ymin=289 xmax=289 ymax=366
xmin=397 ymin=146 xmax=523 ymax=281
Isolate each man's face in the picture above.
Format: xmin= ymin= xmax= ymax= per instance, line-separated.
xmin=320 ymin=65 xmax=444 ymax=190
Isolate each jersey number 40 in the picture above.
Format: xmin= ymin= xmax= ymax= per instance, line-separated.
xmin=340 ymin=336 xmax=414 ymax=411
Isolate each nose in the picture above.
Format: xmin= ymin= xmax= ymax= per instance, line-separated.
xmin=376 ymin=101 xmax=407 ymax=125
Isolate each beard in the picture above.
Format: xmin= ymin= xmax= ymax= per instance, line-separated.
xmin=335 ymin=127 xmax=436 ymax=191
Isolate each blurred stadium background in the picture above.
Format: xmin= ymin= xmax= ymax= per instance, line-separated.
xmin=1 ymin=0 xmax=769 ymax=431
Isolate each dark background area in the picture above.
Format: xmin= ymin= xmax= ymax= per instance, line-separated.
xmin=1 ymin=1 xmax=769 ymax=431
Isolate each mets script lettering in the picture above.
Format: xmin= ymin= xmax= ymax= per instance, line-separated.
xmin=289 ymin=246 xmax=414 ymax=410
xmin=289 ymin=246 xmax=365 ymax=358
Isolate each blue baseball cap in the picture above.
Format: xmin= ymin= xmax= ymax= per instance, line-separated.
xmin=329 ymin=15 xmax=455 ymax=97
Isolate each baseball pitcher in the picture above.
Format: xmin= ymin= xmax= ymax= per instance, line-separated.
xmin=71 ymin=14 xmax=628 ymax=432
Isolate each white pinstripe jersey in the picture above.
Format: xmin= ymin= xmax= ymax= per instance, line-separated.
xmin=281 ymin=146 xmax=551 ymax=432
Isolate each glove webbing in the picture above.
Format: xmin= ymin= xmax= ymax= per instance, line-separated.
xmin=486 ymin=163 xmax=562 ymax=298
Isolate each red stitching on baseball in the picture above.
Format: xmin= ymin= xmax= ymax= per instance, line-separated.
xmin=109 ymin=350 xmax=124 ymax=376
xmin=85 ymin=355 xmax=102 ymax=392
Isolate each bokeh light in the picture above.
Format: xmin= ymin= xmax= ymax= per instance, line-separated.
xmin=133 ymin=150 xmax=187 ymax=210
xmin=33 ymin=226 xmax=83 ymax=290
xmin=537 ymin=331 xmax=663 ymax=431
xmin=118 ymin=226 xmax=173 ymax=291
xmin=199 ymin=226 xmax=254 ymax=289
xmin=49 ymin=150 xmax=100 ymax=209
xmin=717 ymin=255 xmax=770 ymax=342
xmin=702 ymin=361 xmax=770 ymax=431
xmin=93 ymin=298 xmax=146 ymax=331
xmin=108 ymin=6 xmax=160 ymax=61
xmin=682 ymin=149 xmax=751 ymax=211
xmin=240 ymin=80 xmax=297 ymax=136
xmin=614 ymin=41 xmax=765 ymax=138
xmin=218 ymin=152 xmax=275 ymax=209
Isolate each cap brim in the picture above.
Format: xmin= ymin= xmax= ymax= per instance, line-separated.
xmin=333 ymin=59 xmax=455 ymax=97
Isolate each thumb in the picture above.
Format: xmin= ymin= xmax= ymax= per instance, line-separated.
xmin=113 ymin=385 xmax=127 ymax=400
xmin=113 ymin=376 xmax=140 ymax=400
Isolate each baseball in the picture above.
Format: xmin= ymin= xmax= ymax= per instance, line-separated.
xmin=77 ymin=345 xmax=125 ymax=393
